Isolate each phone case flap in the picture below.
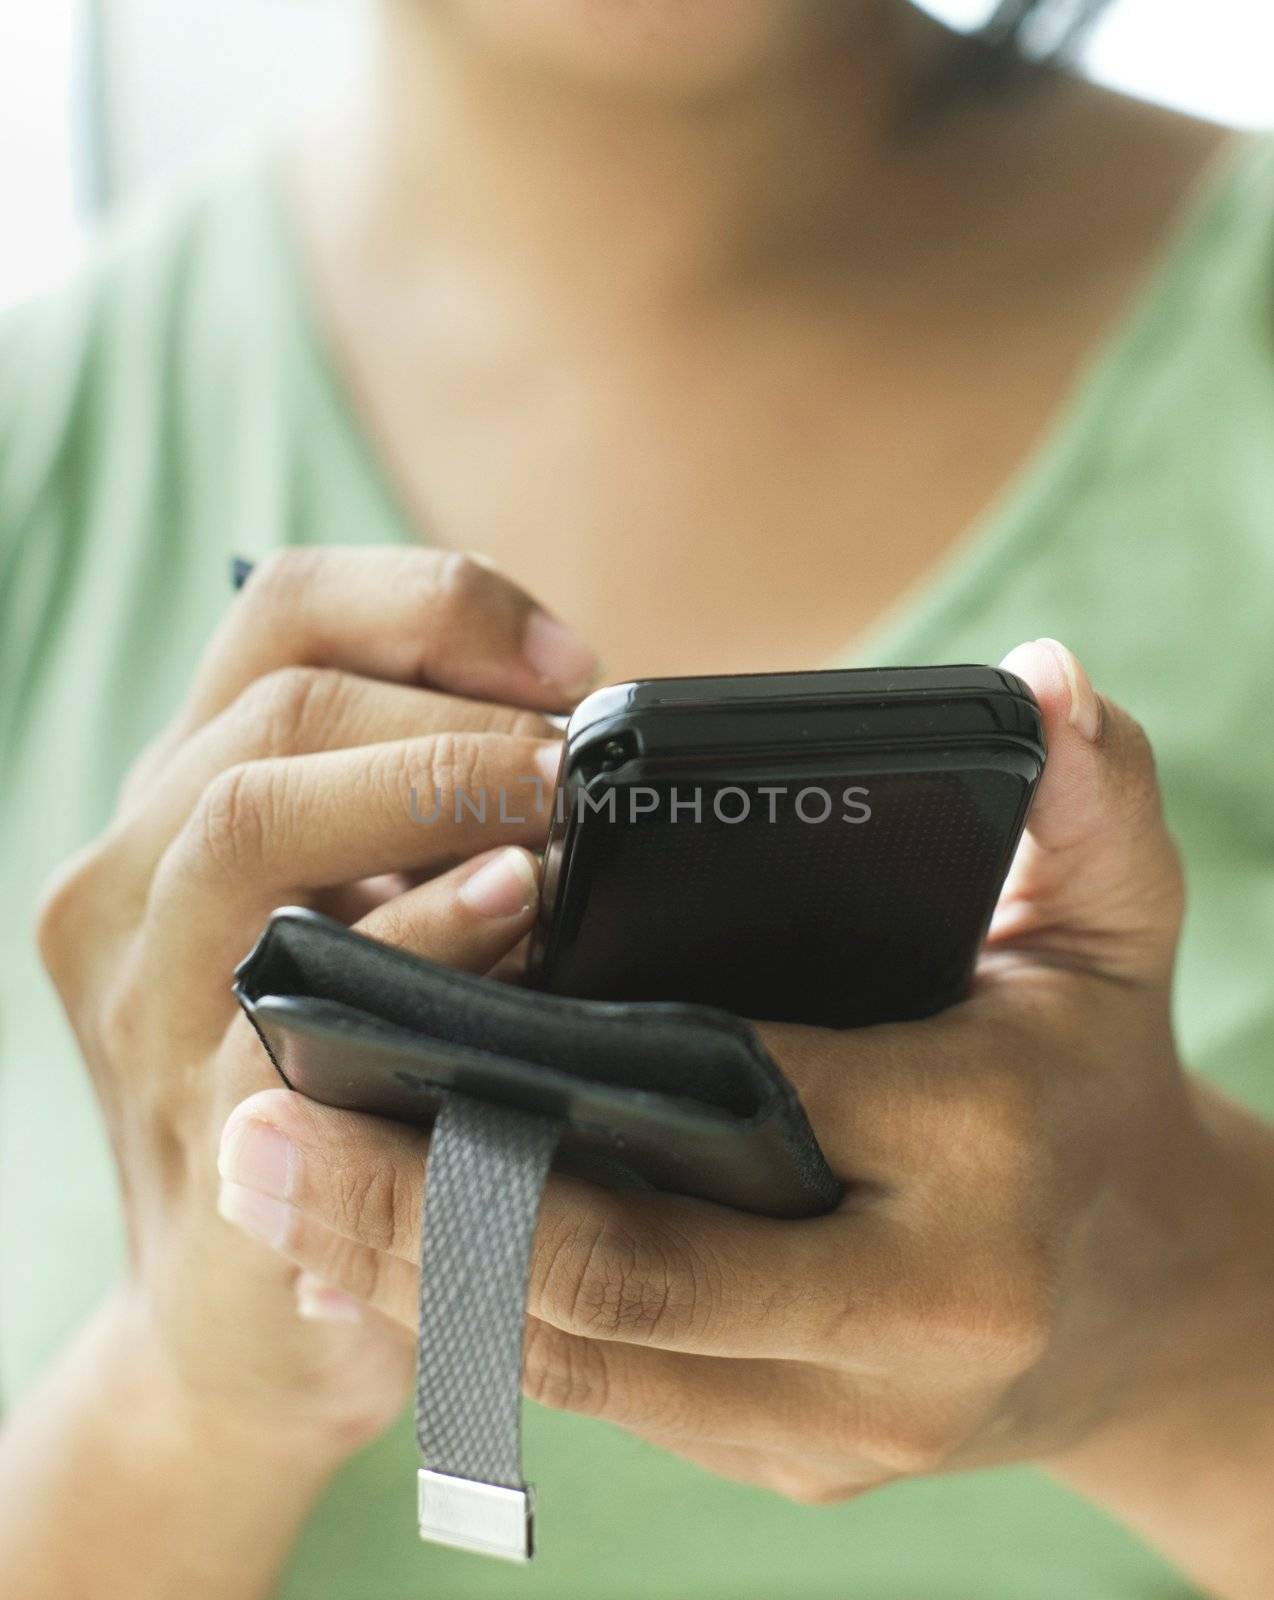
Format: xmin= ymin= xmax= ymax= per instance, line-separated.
xmin=234 ymin=907 xmax=840 ymax=1220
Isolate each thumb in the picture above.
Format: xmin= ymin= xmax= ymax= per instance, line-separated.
xmin=989 ymin=638 xmax=1184 ymax=984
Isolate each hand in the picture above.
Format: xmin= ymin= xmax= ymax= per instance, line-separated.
xmin=215 ymin=639 xmax=1274 ymax=1549
xmin=36 ymin=547 xmax=596 ymax=1463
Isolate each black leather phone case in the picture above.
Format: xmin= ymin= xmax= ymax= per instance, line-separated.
xmin=234 ymin=907 xmax=840 ymax=1221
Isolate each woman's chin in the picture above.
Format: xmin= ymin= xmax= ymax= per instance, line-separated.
xmin=441 ymin=0 xmax=848 ymax=96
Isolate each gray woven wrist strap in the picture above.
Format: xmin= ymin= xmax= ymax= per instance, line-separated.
xmin=415 ymin=1093 xmax=559 ymax=1562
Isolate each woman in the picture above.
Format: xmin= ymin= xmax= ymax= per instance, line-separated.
xmin=2 ymin=2 xmax=1273 ymax=1596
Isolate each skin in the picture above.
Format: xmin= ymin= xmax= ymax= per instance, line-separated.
xmin=4 ymin=4 xmax=1272 ymax=1599
xmin=294 ymin=3 xmax=1228 ymax=674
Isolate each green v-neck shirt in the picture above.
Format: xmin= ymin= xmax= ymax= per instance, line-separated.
xmin=3 ymin=135 xmax=1274 ymax=1599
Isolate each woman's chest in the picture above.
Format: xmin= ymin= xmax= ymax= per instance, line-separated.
xmin=367 ymin=330 xmax=1064 ymax=678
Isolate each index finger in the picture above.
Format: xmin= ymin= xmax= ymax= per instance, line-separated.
xmin=179 ymin=547 xmax=599 ymax=734
xmin=219 ymin=1086 xmax=859 ymax=1362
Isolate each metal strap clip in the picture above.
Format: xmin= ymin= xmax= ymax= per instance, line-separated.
xmin=417 ymin=1470 xmax=534 ymax=1563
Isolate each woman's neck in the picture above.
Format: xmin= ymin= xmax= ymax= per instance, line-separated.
xmin=338 ymin=0 xmax=958 ymax=311
xmin=288 ymin=7 xmax=1230 ymax=675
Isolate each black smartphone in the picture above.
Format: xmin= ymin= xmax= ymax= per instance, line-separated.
xmin=528 ymin=666 xmax=1045 ymax=1027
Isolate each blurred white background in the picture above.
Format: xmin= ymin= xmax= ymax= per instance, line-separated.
xmin=1 ymin=0 xmax=1271 ymax=311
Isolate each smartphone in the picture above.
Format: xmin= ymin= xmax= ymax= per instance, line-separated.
xmin=528 ymin=666 xmax=1045 ymax=1028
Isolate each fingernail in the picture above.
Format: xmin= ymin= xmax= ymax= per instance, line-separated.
xmin=1037 ymin=637 xmax=1102 ymax=742
xmin=458 ymin=847 xmax=538 ymax=918
xmin=296 ymin=1272 xmax=363 ymax=1324
xmin=523 ymin=610 xmax=599 ymax=698
xmin=535 ymin=740 xmax=562 ymax=788
xmin=218 ymin=1180 xmax=293 ymax=1249
xmin=218 ymin=1116 xmax=295 ymax=1199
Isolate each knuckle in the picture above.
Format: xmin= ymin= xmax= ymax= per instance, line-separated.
xmin=35 ymin=845 xmax=106 ymax=975
xmin=523 ymin=1323 xmax=704 ymax=1440
xmin=766 ymin=1465 xmax=860 ymax=1506
xmin=305 ymin=1225 xmax=376 ymax=1301
xmin=332 ymin=1154 xmax=413 ymax=1254
xmin=234 ymin=666 xmax=341 ymax=756
xmin=571 ymin=1220 xmax=668 ymax=1339
xmin=539 ymin=1211 xmax=697 ymax=1343
xmin=432 ymin=550 xmax=494 ymax=614
xmin=34 ymin=831 xmax=146 ymax=1001
xmin=861 ymin=1429 xmax=950 ymax=1479
xmin=340 ymin=1237 xmax=401 ymax=1313
xmin=521 ymin=1322 xmax=609 ymax=1416
xmin=831 ymin=1399 xmax=961 ymax=1481
xmin=487 ymin=706 xmax=556 ymax=740
xmin=187 ymin=761 xmax=277 ymax=878
xmin=921 ymin=1246 xmax=1054 ymax=1377
xmin=421 ymin=730 xmax=485 ymax=806
xmin=407 ymin=550 xmax=534 ymax=685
